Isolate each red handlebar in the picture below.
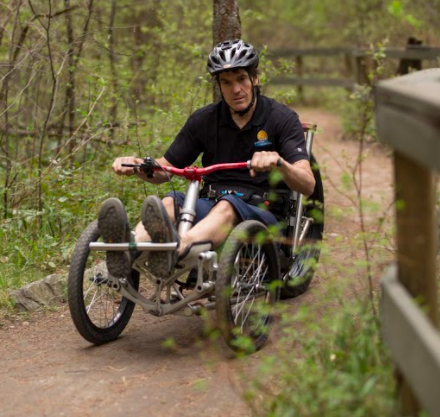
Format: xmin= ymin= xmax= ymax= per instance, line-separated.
xmin=161 ymin=161 xmax=251 ymax=180
xmin=123 ymin=161 xmax=252 ymax=181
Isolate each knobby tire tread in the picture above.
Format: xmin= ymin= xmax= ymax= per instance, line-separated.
xmin=216 ymin=220 xmax=280 ymax=353
xmin=281 ymin=154 xmax=324 ymax=299
xmin=68 ymin=220 xmax=138 ymax=345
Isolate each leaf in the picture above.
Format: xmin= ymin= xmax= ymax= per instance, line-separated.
xmin=387 ymin=0 xmax=403 ymax=17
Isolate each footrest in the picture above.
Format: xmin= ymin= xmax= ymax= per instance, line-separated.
xmin=89 ymin=242 xmax=178 ymax=251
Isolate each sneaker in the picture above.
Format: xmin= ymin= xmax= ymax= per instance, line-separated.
xmin=141 ymin=196 xmax=180 ymax=277
xmin=98 ymin=198 xmax=132 ymax=278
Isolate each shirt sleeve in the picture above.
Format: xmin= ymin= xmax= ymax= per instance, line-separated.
xmin=164 ymin=116 xmax=203 ymax=168
xmin=277 ymin=111 xmax=309 ymax=164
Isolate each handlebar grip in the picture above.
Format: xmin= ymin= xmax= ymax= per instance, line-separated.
xmin=121 ymin=163 xmax=140 ymax=174
xmin=247 ymin=160 xmax=252 ymax=169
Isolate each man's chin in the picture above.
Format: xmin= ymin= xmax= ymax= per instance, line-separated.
xmin=230 ymin=103 xmax=249 ymax=113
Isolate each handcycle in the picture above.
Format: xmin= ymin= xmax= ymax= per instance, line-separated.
xmin=67 ymin=123 xmax=324 ymax=352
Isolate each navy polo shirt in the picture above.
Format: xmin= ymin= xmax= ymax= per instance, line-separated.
xmin=164 ymin=94 xmax=308 ymax=190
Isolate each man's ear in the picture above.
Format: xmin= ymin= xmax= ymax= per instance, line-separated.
xmin=252 ymin=76 xmax=259 ymax=87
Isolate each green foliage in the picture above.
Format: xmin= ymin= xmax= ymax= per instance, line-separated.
xmin=241 ymin=0 xmax=437 ymax=47
xmin=243 ymin=300 xmax=396 ymax=417
xmin=0 ymin=0 xmax=214 ymax=302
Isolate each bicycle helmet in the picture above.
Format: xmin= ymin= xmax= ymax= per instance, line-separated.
xmin=207 ymin=40 xmax=259 ymax=117
xmin=207 ymin=39 xmax=259 ymax=75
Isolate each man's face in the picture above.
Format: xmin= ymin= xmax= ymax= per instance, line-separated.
xmin=218 ymin=69 xmax=258 ymax=113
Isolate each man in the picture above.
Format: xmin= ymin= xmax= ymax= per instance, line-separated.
xmin=98 ymin=39 xmax=315 ymax=279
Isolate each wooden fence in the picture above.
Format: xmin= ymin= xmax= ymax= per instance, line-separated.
xmin=375 ymin=69 xmax=440 ymax=416
xmin=269 ymin=45 xmax=440 ymax=91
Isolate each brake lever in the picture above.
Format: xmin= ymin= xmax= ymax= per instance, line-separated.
xmin=121 ymin=157 xmax=159 ymax=178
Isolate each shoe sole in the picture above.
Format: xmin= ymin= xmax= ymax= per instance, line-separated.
xmin=141 ymin=196 xmax=176 ymax=277
xmin=98 ymin=198 xmax=131 ymax=278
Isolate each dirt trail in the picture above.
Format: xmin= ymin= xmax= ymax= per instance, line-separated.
xmin=0 ymin=109 xmax=394 ymax=417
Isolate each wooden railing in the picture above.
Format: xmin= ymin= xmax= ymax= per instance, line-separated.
xmin=269 ymin=45 xmax=440 ymax=90
xmin=374 ymin=69 xmax=440 ymax=416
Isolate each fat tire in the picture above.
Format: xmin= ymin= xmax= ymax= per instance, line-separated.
xmin=68 ymin=220 xmax=139 ymax=345
xmin=281 ymin=154 xmax=324 ymax=299
xmin=216 ymin=220 xmax=280 ymax=353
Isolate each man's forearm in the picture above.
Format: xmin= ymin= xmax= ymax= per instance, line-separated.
xmin=279 ymin=159 xmax=316 ymax=196
xmin=135 ymin=170 xmax=170 ymax=184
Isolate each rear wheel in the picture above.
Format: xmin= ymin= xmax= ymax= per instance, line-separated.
xmin=281 ymin=154 xmax=324 ymax=299
xmin=68 ymin=220 xmax=139 ymax=344
xmin=216 ymin=220 xmax=280 ymax=353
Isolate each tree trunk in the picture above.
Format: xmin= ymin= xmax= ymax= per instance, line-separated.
xmin=212 ymin=0 xmax=241 ymax=102
xmin=1 ymin=0 xmax=22 ymax=219
xmin=64 ymin=0 xmax=76 ymax=160
xmin=129 ymin=0 xmax=161 ymax=105
xmin=108 ymin=0 xmax=119 ymax=138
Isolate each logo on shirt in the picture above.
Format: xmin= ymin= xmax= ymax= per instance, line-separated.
xmin=255 ymin=130 xmax=271 ymax=148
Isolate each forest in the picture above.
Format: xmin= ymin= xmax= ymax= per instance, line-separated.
xmin=1 ymin=0 xmax=440 ymax=415
xmin=0 ymin=0 xmax=438 ymax=283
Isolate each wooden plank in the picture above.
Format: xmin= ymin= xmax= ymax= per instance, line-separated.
xmin=270 ymin=47 xmax=352 ymax=57
xmin=393 ymin=150 xmax=439 ymax=414
xmin=270 ymin=46 xmax=440 ymax=60
xmin=375 ymin=69 xmax=440 ymax=121
xmin=375 ymin=69 xmax=440 ymax=173
xmin=375 ymin=102 xmax=440 ymax=173
xmin=381 ymin=266 xmax=440 ymax=417
xmin=354 ymin=47 xmax=440 ymax=60
xmin=270 ymin=77 xmax=354 ymax=88
xmin=394 ymin=152 xmax=439 ymax=318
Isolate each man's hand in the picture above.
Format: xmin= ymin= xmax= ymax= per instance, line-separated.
xmin=249 ymin=151 xmax=283 ymax=177
xmin=250 ymin=151 xmax=315 ymax=196
xmin=112 ymin=156 xmax=144 ymax=176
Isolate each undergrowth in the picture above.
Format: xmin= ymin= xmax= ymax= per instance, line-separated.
xmin=242 ymin=297 xmax=396 ymax=417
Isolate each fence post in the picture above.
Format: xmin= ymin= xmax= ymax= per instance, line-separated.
xmin=354 ymin=53 xmax=368 ymax=85
xmin=295 ymin=55 xmax=304 ymax=101
xmin=397 ymin=37 xmax=423 ymax=75
xmin=394 ymin=150 xmax=439 ymax=414
xmin=344 ymin=52 xmax=353 ymax=91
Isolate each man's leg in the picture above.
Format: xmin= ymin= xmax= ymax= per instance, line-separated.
xmin=135 ymin=197 xmax=239 ymax=251
xmin=133 ymin=196 xmax=177 ymax=242
xmin=179 ymin=200 xmax=239 ymax=253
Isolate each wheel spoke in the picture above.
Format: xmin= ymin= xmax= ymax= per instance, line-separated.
xmin=231 ymin=242 xmax=270 ymax=330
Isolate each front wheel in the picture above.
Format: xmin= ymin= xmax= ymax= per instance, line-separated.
xmin=215 ymin=220 xmax=280 ymax=353
xmin=68 ymin=220 xmax=139 ymax=345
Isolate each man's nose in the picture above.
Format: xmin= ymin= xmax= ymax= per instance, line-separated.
xmin=232 ymin=83 xmax=241 ymax=94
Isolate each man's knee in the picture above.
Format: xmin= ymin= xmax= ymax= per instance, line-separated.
xmin=162 ymin=196 xmax=178 ymax=222
xmin=134 ymin=221 xmax=149 ymax=242
xmin=211 ymin=200 xmax=240 ymax=226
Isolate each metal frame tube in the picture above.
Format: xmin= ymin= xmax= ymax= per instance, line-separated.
xmin=89 ymin=242 xmax=178 ymax=251
xmin=178 ymin=180 xmax=200 ymax=235
xmin=292 ymin=129 xmax=315 ymax=252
